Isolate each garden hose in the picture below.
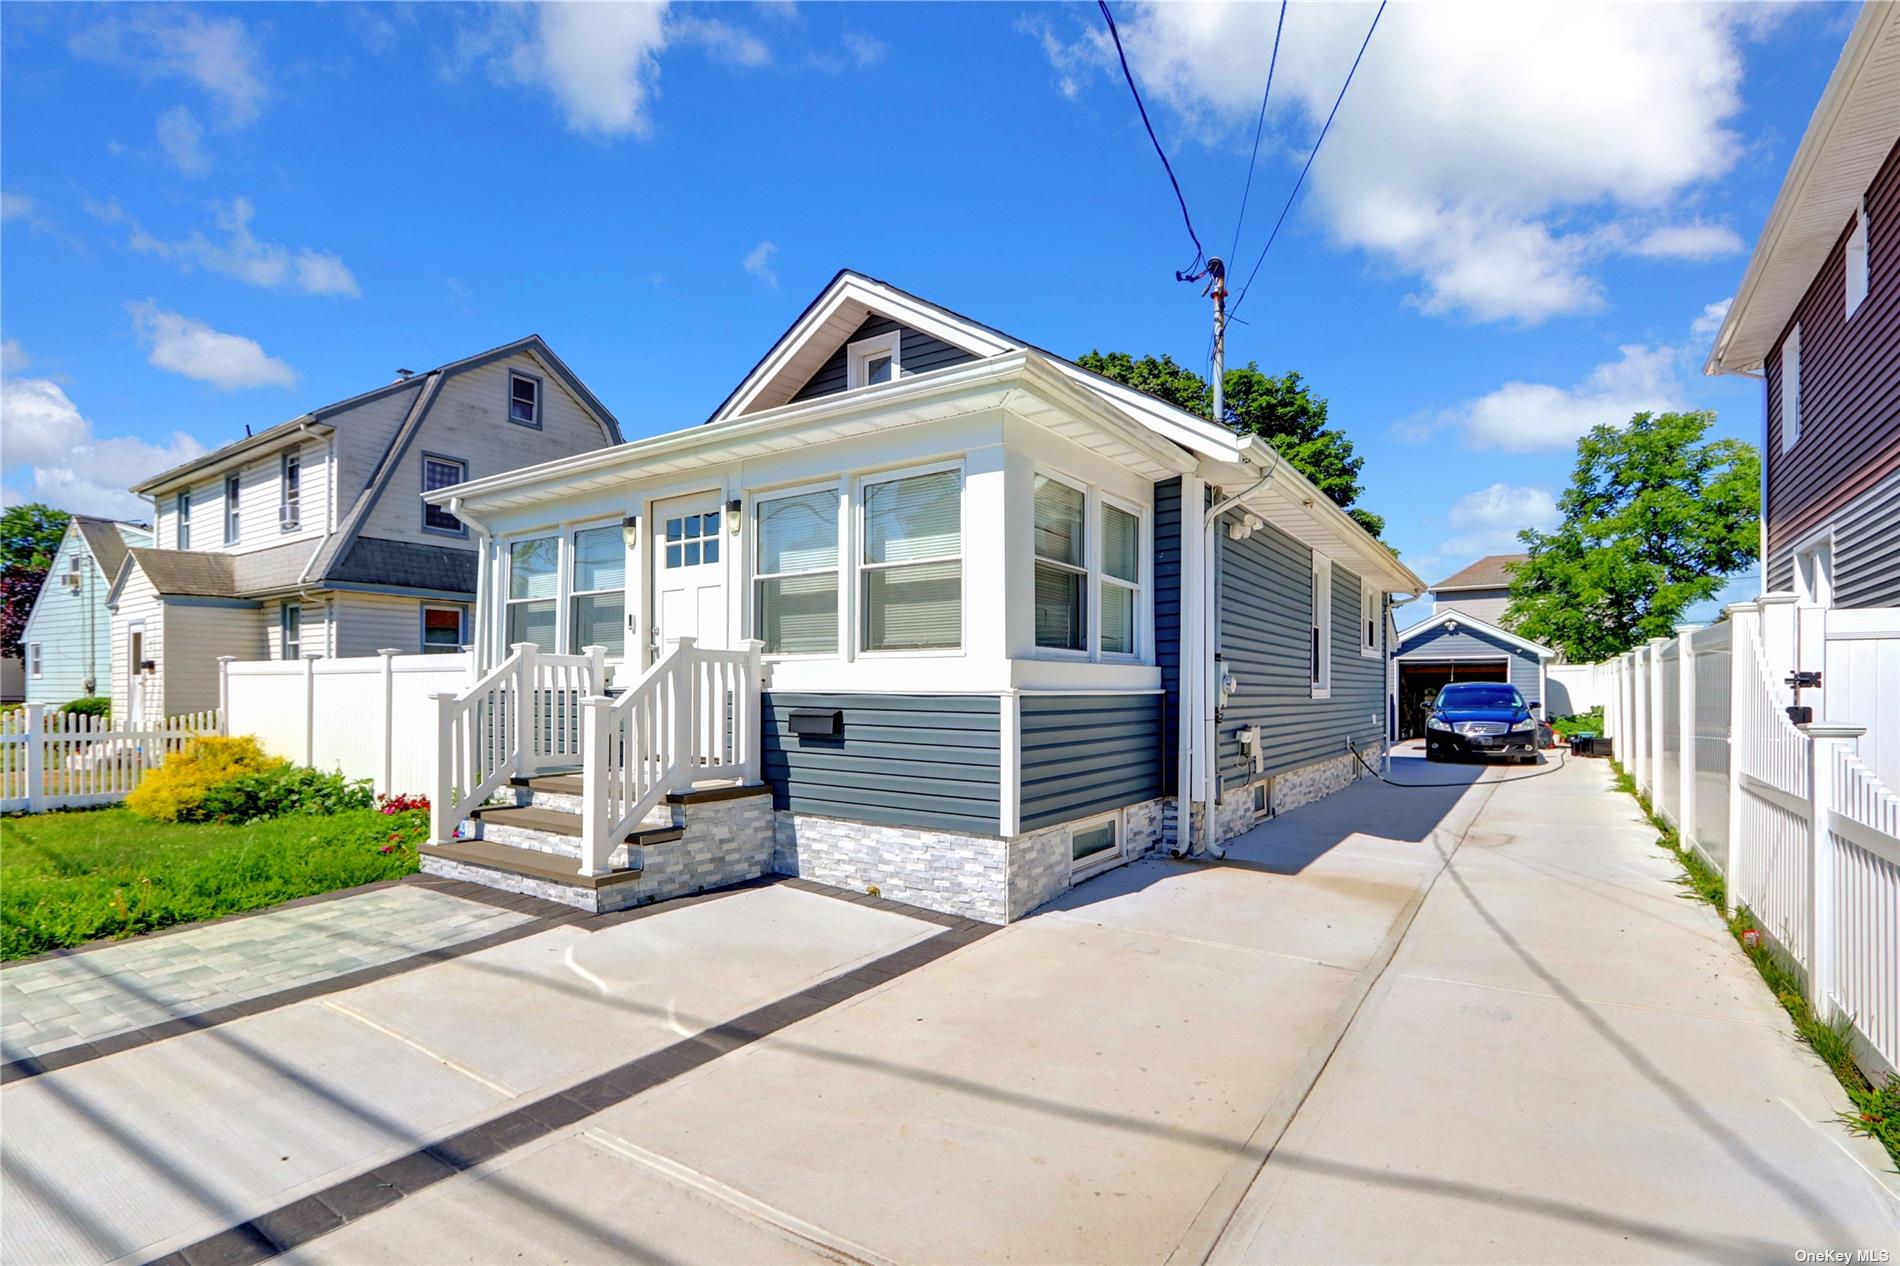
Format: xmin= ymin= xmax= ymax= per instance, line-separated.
xmin=1349 ymin=738 xmax=1569 ymax=789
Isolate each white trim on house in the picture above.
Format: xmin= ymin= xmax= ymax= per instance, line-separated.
xmin=1395 ymin=608 xmax=1557 ymax=660
xmin=845 ymin=330 xmax=901 ymax=390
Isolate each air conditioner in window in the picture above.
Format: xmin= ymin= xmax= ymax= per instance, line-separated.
xmin=279 ymin=503 xmax=301 ymax=528
xmin=61 ymin=571 xmax=81 ymax=590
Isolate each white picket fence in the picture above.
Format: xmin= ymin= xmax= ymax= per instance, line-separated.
xmin=1600 ymin=595 xmax=1900 ymax=1078
xmin=0 ymin=705 xmax=222 ymax=812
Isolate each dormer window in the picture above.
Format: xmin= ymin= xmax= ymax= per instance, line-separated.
xmin=846 ymin=331 xmax=900 ymax=390
xmin=509 ymin=371 xmax=542 ymax=427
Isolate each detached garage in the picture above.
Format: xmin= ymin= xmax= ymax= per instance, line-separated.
xmin=1391 ymin=611 xmax=1555 ymax=740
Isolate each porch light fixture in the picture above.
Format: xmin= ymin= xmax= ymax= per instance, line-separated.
xmin=726 ymin=497 xmax=743 ymax=535
xmin=621 ymin=514 xmax=639 ymax=547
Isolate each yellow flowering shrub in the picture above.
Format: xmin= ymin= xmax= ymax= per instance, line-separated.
xmin=125 ymin=736 xmax=287 ymax=822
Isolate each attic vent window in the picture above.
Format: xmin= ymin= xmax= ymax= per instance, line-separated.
xmin=509 ymin=372 xmax=542 ymax=427
xmin=846 ymin=331 xmax=900 ymax=390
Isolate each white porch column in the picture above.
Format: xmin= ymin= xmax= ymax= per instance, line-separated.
xmin=1724 ymin=601 xmax=1760 ymax=912
xmin=1676 ymin=624 xmax=1701 ymax=850
xmin=738 ymin=638 xmax=765 ymax=786
xmin=1802 ymin=723 xmax=1865 ymax=1021
xmin=511 ymin=642 xmax=538 ymax=777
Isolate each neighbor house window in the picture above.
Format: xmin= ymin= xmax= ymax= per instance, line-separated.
xmin=422 ymin=605 xmax=464 ymax=654
xmin=1311 ymin=557 xmax=1332 ymax=698
xmin=223 ymin=473 xmax=241 ymax=545
xmin=177 ymin=490 xmax=192 ymax=550
xmin=280 ymin=450 xmax=302 ymax=530
xmin=1847 ymin=201 xmax=1870 ymax=319
xmin=1780 ymin=324 xmax=1801 ymax=452
xmin=861 ymin=467 xmax=961 ymax=651
xmin=27 ymin=643 xmax=42 ymax=678
xmin=755 ymin=488 xmax=839 ymax=655
xmin=568 ymin=525 xmax=625 ymax=654
xmin=1071 ymin=813 xmax=1122 ymax=877
xmin=506 ymin=537 xmax=559 ymax=652
xmin=846 ymin=331 xmax=900 ymax=389
xmin=1034 ymin=474 xmax=1086 ymax=651
xmin=1361 ymin=579 xmax=1380 ymax=658
xmin=422 ymin=455 xmax=468 ymax=535
xmin=509 ymin=372 xmax=541 ymax=427
xmin=281 ymin=604 xmax=302 ymax=661
xmin=1100 ymin=500 xmax=1140 ymax=656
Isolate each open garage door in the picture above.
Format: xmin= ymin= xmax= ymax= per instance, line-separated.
xmin=1397 ymin=660 xmax=1508 ymax=739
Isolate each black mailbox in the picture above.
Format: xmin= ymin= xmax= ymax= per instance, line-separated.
xmin=789 ymin=708 xmax=842 ymax=737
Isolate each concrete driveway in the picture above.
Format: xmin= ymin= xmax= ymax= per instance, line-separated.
xmin=5 ymin=748 xmax=1895 ymax=1265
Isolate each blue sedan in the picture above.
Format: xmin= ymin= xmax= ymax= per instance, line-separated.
xmin=1425 ymin=682 xmax=1541 ymax=764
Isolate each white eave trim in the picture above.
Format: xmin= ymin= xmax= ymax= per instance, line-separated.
xmin=133 ymin=418 xmax=335 ymax=496
xmin=1396 ymin=609 xmax=1555 ymax=659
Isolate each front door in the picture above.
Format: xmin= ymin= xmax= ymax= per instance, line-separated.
xmin=651 ymin=492 xmax=728 ymax=657
xmin=127 ymin=622 xmax=146 ymax=725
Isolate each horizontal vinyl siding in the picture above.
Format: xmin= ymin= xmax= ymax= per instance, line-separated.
xmin=330 ymin=593 xmax=467 ymax=657
xmin=163 ymin=602 xmax=264 ymax=716
xmin=22 ymin=532 xmax=115 ymax=705
xmin=1765 ymin=139 xmax=1900 ymax=562
xmin=111 ymin=571 xmax=164 ymax=721
xmin=1216 ymin=519 xmax=1384 ymax=789
xmin=788 ymin=315 xmax=979 ymax=402
xmin=1153 ymin=477 xmax=1184 ymax=795
xmin=1431 ymin=591 xmax=1512 ymax=627
xmin=155 ymin=439 xmax=330 ymax=554
xmin=1396 ymin=623 xmax=1543 ymax=705
xmin=762 ymin=692 xmax=1000 ymax=833
xmin=1018 ymin=694 xmax=1164 ymax=831
xmin=1767 ymin=464 xmax=1900 ymax=608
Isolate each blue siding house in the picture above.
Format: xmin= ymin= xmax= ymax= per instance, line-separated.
xmin=20 ymin=517 xmax=150 ymax=708
xmin=1392 ymin=610 xmax=1554 ymax=740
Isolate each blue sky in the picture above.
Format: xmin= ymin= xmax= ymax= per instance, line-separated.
xmin=0 ymin=2 xmax=1858 ymax=613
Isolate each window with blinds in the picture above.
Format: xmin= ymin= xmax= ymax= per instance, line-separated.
xmin=1100 ymin=501 xmax=1139 ymax=656
xmin=569 ymin=525 xmax=625 ymax=654
xmin=861 ymin=468 xmax=961 ymax=651
xmin=506 ymin=536 xmax=559 ymax=652
xmin=1034 ymin=475 xmax=1086 ymax=651
xmin=756 ymin=488 xmax=839 ymax=655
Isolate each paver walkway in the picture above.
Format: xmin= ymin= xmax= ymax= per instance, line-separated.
xmin=0 ymin=883 xmax=537 ymax=1062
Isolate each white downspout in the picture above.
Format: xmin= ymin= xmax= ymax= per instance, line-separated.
xmin=1174 ymin=476 xmax=1204 ymax=857
xmin=449 ymin=496 xmax=495 ymax=677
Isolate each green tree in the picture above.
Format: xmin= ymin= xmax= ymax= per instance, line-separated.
xmin=1 ymin=503 xmax=71 ymax=659
xmin=1507 ymin=412 xmax=1758 ymax=661
xmin=1076 ymin=351 xmax=1384 ymax=539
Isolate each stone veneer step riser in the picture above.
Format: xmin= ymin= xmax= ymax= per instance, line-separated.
xmin=477 ymin=822 xmax=635 ymax=871
xmin=510 ymin=786 xmax=680 ymax=829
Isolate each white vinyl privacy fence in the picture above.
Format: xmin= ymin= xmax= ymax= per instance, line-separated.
xmin=1600 ymin=595 xmax=1900 ymax=1078
xmin=0 ymin=706 xmax=221 ymax=812
xmin=222 ymin=651 xmax=479 ymax=796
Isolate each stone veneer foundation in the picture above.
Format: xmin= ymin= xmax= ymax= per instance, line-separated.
xmin=1160 ymin=741 xmax=1385 ymax=852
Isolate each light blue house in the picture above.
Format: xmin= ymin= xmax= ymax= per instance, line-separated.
xmin=21 ymin=517 xmax=150 ymax=709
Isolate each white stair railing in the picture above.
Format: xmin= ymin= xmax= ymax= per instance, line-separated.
xmin=578 ymin=638 xmax=763 ymax=876
xmin=431 ymin=642 xmax=607 ymax=844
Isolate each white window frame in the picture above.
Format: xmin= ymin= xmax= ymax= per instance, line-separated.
xmin=504 ymin=533 xmax=561 ymax=652
xmin=223 ymin=473 xmax=241 ymax=545
xmin=1780 ymin=323 xmax=1801 ymax=453
xmin=1032 ymin=469 xmax=1090 ymax=659
xmin=420 ymin=604 xmax=465 ymax=654
xmin=508 ymin=370 xmax=543 ymax=428
xmin=421 ymin=453 xmax=469 ymax=537
xmin=280 ymin=449 xmax=302 ymax=531
xmin=1311 ymin=556 xmax=1333 ymax=699
xmin=502 ymin=519 xmax=628 ymax=657
xmin=1360 ymin=578 xmax=1380 ymax=659
xmin=1793 ymin=530 xmax=1835 ymax=609
xmin=1846 ymin=200 xmax=1870 ymax=320
xmin=177 ymin=490 xmax=192 ymax=550
xmin=1069 ymin=809 xmax=1124 ymax=879
xmin=845 ymin=331 xmax=901 ymax=390
xmin=281 ymin=603 xmax=302 ymax=661
xmin=855 ymin=459 xmax=964 ymax=658
xmin=752 ymin=480 xmax=843 ymax=660
xmin=1097 ymin=491 xmax=1143 ymax=661
xmin=567 ymin=520 xmax=628 ymax=655
xmin=27 ymin=642 xmax=42 ymax=678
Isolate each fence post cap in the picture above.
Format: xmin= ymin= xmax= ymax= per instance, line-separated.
xmin=579 ymin=694 xmax=614 ymax=708
xmin=510 ymin=642 xmax=539 ymax=653
xmin=1801 ymin=723 xmax=1867 ymax=740
xmin=738 ymin=638 xmax=766 ymax=651
xmin=1756 ymin=591 xmax=1800 ymax=606
xmin=1646 ymin=636 xmax=1671 ymax=647
xmin=216 ymin=655 xmax=239 ymax=663
xmin=667 ymin=636 xmax=697 ymax=650
xmin=377 ymin=647 xmax=403 ymax=657
xmin=1722 ymin=601 xmax=1760 ymax=616
xmin=1673 ymin=623 xmax=1702 ymax=635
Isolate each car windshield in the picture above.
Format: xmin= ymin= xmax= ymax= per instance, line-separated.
xmin=1437 ymin=684 xmax=1524 ymax=710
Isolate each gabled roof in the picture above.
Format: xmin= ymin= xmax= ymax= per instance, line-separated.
xmin=133 ymin=335 xmax=622 ymax=496
xmin=1432 ymin=553 xmax=1526 ymax=592
xmin=1707 ymin=2 xmax=1900 ymax=375
xmin=68 ymin=516 xmax=150 ymax=582
xmin=1396 ymin=608 xmax=1554 ymax=660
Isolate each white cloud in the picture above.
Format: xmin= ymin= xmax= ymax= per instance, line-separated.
xmin=1038 ymin=3 xmax=1768 ymax=324
xmin=127 ymin=301 xmax=298 ymax=391
xmin=673 ymin=14 xmax=771 ymax=67
xmin=156 ymin=105 xmax=212 ymax=176
xmin=842 ymin=31 xmax=887 ymax=68
xmin=70 ymin=10 xmax=268 ymax=128
xmin=1630 ymin=222 xmax=1746 ymax=260
xmin=1691 ymin=296 xmax=1733 ymax=345
xmin=504 ymin=2 xmax=671 ymax=137
xmin=1 ymin=191 xmax=39 ymax=223
xmin=743 ymin=240 xmax=779 ymax=289
xmin=1451 ymin=343 xmax=1683 ymax=453
xmin=1411 ymin=482 xmax=1559 ymax=583
xmin=0 ymin=354 xmax=205 ymax=520
xmin=115 ymin=197 xmax=361 ymax=298
xmin=1 ymin=337 xmax=29 ymax=375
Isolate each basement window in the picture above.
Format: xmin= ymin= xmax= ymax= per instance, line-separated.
xmin=1070 ymin=813 xmax=1122 ymax=877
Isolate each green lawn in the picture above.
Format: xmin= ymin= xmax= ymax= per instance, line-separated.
xmin=0 ymin=807 xmax=426 ymax=960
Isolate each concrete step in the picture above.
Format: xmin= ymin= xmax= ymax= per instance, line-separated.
xmin=470 ymin=804 xmax=683 ymax=846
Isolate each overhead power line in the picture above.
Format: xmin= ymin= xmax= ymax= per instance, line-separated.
xmin=1097 ymin=0 xmax=1209 ymax=282
xmin=1230 ymin=0 xmax=1387 ymax=320
xmin=1229 ymin=0 xmax=1289 ymax=266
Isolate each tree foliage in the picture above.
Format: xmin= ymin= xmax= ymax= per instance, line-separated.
xmin=1075 ymin=351 xmax=1384 ymax=539
xmin=0 ymin=503 xmax=70 ymax=659
xmin=1506 ymin=412 xmax=1759 ymax=661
